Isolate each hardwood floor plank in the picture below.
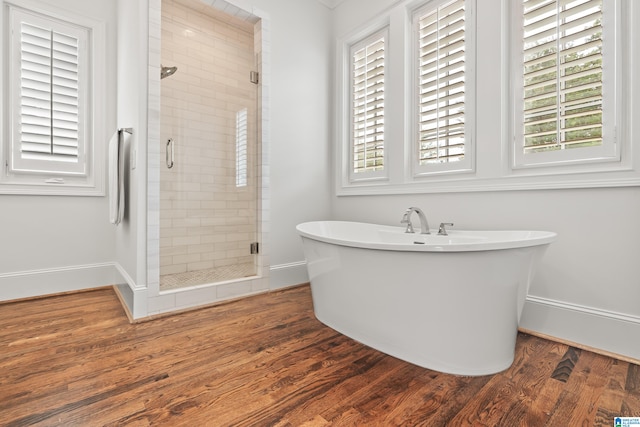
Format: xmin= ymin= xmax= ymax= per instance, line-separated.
xmin=345 ymin=363 xmax=436 ymax=423
xmin=550 ymin=346 xmax=582 ymax=383
xmin=446 ymin=373 xmax=520 ymax=426
xmin=531 ymin=377 xmax=568 ymax=425
xmin=508 ymin=332 xmax=568 ymax=375
xmin=289 ymin=352 xmax=426 ymax=424
xmin=621 ymin=393 xmax=640 ymax=417
xmin=233 ymin=352 xmax=390 ymax=426
xmin=391 ymin=373 xmax=493 ymax=426
xmin=0 ymin=286 xmax=638 ymax=426
xmin=593 ymin=358 xmax=631 ymax=426
xmin=5 ymin=373 xmax=168 ymax=427
xmin=320 ymin=407 xmax=362 ymax=426
xmin=297 ymin=414 xmax=331 ymax=427
xmin=492 ymin=346 xmax=566 ymax=425
xmin=626 ymin=363 xmax=640 ymax=395
xmin=544 ymin=349 xmax=613 ymax=426
xmin=359 ymin=367 xmax=439 ymax=425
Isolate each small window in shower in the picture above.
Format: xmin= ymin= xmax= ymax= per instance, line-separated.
xmin=236 ymin=108 xmax=248 ymax=188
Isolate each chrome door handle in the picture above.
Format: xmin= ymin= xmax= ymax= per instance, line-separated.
xmin=166 ymin=138 xmax=174 ymax=169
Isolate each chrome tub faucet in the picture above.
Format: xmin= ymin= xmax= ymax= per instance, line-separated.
xmin=401 ymin=207 xmax=430 ymax=234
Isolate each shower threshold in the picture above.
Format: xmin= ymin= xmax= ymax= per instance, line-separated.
xmin=160 ymin=263 xmax=256 ymax=291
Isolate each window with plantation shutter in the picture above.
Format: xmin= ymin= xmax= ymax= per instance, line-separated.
xmin=19 ymin=22 xmax=81 ymax=164
xmin=413 ymin=0 xmax=474 ymax=176
xmin=337 ymin=0 xmax=634 ymax=195
xmin=1 ymin=4 xmax=105 ymax=195
xmin=10 ymin=8 xmax=87 ymax=176
xmin=350 ymin=28 xmax=387 ymax=179
xmin=513 ymin=0 xmax=618 ymax=168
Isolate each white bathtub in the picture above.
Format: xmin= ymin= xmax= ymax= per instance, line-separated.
xmin=296 ymin=221 xmax=556 ymax=376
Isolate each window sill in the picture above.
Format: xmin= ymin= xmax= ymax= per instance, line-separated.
xmin=336 ymin=170 xmax=640 ymax=196
xmin=0 ymin=182 xmax=105 ymax=197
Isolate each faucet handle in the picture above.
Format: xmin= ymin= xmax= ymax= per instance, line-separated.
xmin=400 ymin=210 xmax=414 ymax=233
xmin=401 ymin=214 xmax=415 ymax=233
xmin=438 ymin=222 xmax=454 ymax=236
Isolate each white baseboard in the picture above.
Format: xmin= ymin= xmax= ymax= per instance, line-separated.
xmin=520 ymin=296 xmax=640 ymax=361
xmin=269 ymin=261 xmax=308 ymax=290
xmin=0 ymin=263 xmax=123 ymax=302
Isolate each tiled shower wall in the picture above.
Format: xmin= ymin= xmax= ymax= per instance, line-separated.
xmin=160 ymin=0 xmax=257 ymax=278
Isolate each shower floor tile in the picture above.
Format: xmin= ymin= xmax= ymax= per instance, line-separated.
xmin=160 ymin=263 xmax=256 ymax=291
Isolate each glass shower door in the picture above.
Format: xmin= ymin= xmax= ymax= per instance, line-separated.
xmin=159 ymin=0 xmax=258 ymax=291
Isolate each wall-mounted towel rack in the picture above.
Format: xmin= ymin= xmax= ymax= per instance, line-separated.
xmin=110 ymin=128 xmax=133 ymax=225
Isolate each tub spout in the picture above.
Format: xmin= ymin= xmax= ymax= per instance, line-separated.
xmin=401 ymin=207 xmax=430 ymax=234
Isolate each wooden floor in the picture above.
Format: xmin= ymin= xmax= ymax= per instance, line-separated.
xmin=1 ymin=286 xmax=638 ymax=426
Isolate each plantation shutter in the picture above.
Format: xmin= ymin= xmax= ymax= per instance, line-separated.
xmin=351 ymin=31 xmax=385 ymax=174
xmin=522 ymin=0 xmax=603 ymax=153
xmin=417 ymin=0 xmax=466 ymax=165
xmin=19 ymin=21 xmax=80 ymax=163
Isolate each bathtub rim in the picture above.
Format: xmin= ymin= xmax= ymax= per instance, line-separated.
xmin=296 ymin=220 xmax=557 ymax=252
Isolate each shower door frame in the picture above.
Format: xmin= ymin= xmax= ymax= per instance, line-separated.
xmin=145 ymin=0 xmax=270 ymax=316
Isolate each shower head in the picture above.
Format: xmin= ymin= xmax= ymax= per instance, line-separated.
xmin=161 ymin=65 xmax=178 ymax=79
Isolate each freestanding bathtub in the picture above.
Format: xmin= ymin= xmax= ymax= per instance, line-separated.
xmin=296 ymin=220 xmax=556 ymax=376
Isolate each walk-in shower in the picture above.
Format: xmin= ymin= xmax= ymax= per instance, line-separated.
xmin=159 ymin=0 xmax=260 ymax=292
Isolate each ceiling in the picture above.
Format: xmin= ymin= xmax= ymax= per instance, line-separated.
xmin=174 ymin=0 xmax=346 ymax=26
xmin=316 ymin=0 xmax=347 ymax=9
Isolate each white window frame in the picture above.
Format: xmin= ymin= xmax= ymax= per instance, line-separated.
xmin=0 ymin=0 xmax=106 ymax=196
xmin=411 ymin=0 xmax=476 ymax=178
xmin=510 ymin=0 xmax=621 ymax=171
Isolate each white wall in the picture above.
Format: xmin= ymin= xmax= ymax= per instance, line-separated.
xmin=255 ymin=0 xmax=333 ymax=286
xmin=113 ymin=0 xmax=151 ymax=318
xmin=0 ymin=0 xmax=119 ymax=301
xmin=331 ymin=0 xmax=640 ymax=360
